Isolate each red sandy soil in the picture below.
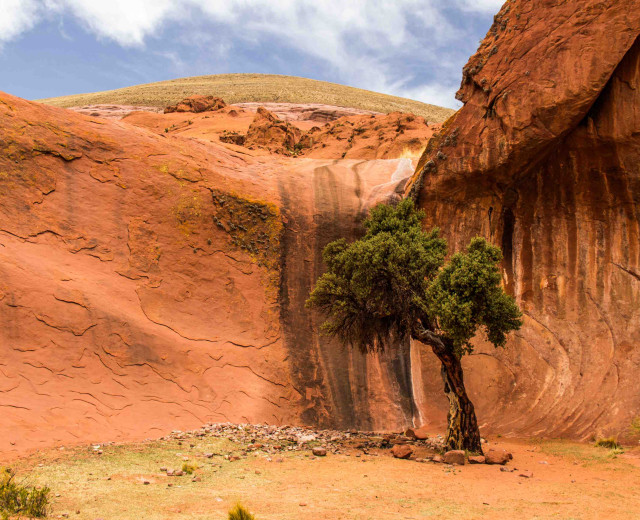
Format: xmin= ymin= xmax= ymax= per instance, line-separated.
xmin=9 ymin=432 xmax=640 ymax=520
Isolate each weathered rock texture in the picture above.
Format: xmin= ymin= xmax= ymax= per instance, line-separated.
xmin=244 ymin=107 xmax=302 ymax=155
xmin=0 ymin=92 xmax=417 ymax=457
xmin=164 ymin=95 xmax=226 ymax=114
xmin=407 ymin=0 xmax=640 ymax=439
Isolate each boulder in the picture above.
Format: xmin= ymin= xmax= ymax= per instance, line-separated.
xmin=312 ymin=447 xmax=327 ymax=457
xmin=413 ymin=427 xmax=430 ymax=440
xmin=485 ymin=449 xmax=513 ymax=466
xmin=468 ymin=455 xmax=485 ymax=464
xmin=164 ymin=95 xmax=226 ymax=113
xmin=443 ymin=450 xmax=465 ymax=465
xmin=391 ymin=444 xmax=413 ymax=459
xmin=431 ymin=454 xmax=444 ymax=464
xmin=244 ymin=106 xmax=302 ymax=155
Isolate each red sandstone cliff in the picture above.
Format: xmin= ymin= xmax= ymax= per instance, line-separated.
xmin=407 ymin=0 xmax=640 ymax=439
xmin=0 ymin=93 xmax=418 ymax=457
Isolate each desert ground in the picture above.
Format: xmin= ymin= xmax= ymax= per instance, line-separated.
xmin=7 ymin=425 xmax=640 ymax=520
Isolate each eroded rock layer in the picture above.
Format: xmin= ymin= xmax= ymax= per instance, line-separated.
xmin=408 ymin=0 xmax=640 ymax=439
xmin=0 ymin=92 xmax=418 ymax=457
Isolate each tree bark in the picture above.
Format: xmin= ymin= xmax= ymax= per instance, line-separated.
xmin=412 ymin=329 xmax=483 ymax=454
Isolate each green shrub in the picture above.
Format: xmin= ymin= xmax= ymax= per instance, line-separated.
xmin=594 ymin=437 xmax=621 ymax=449
xmin=228 ymin=503 xmax=255 ymax=520
xmin=0 ymin=468 xmax=50 ymax=519
xmin=181 ymin=463 xmax=197 ymax=475
xmin=631 ymin=417 xmax=640 ymax=435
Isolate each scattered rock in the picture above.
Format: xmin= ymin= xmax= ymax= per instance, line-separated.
xmin=518 ymin=471 xmax=533 ymax=478
xmin=142 ymin=479 xmax=150 ymax=485
xmin=468 ymin=455 xmax=486 ymax=464
xmin=485 ymin=449 xmax=513 ymax=465
xmin=312 ymin=447 xmax=327 ymax=457
xmin=244 ymin=107 xmax=302 ymax=155
xmin=391 ymin=444 xmax=413 ymax=459
xmin=443 ymin=450 xmax=466 ymax=465
xmin=431 ymin=454 xmax=444 ymax=463
xmin=164 ymin=95 xmax=226 ymax=114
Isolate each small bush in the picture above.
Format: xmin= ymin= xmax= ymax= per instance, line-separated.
xmin=181 ymin=463 xmax=197 ymax=475
xmin=228 ymin=503 xmax=255 ymax=520
xmin=631 ymin=417 xmax=640 ymax=435
xmin=0 ymin=468 xmax=50 ymax=519
xmin=594 ymin=437 xmax=621 ymax=450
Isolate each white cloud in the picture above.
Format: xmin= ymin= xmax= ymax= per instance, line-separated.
xmin=0 ymin=0 xmax=40 ymax=44
xmin=43 ymin=0 xmax=177 ymax=46
xmin=398 ymin=83 xmax=462 ymax=110
xmin=454 ymin=0 xmax=505 ymax=13
xmin=0 ymin=0 xmax=502 ymax=107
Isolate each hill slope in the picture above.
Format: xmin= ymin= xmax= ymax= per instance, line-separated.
xmin=37 ymin=74 xmax=455 ymax=122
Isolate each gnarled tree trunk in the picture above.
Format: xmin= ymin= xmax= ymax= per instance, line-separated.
xmin=413 ymin=329 xmax=483 ymax=453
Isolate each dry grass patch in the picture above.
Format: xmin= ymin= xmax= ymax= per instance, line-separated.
xmin=37 ymin=74 xmax=455 ymax=122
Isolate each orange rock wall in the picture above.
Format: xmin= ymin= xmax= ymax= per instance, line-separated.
xmin=0 ymin=94 xmax=418 ymax=457
xmin=408 ymin=1 xmax=640 ymax=439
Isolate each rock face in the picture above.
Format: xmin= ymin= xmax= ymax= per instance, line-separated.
xmin=244 ymin=107 xmax=302 ymax=154
xmin=0 ymin=92 xmax=418 ymax=457
xmin=164 ymin=95 xmax=226 ymax=113
xmin=300 ymin=112 xmax=437 ymax=160
xmin=407 ymin=1 xmax=640 ymax=439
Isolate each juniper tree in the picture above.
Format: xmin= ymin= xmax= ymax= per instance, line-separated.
xmin=306 ymin=199 xmax=522 ymax=452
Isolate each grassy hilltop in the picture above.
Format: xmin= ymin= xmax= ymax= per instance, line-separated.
xmin=38 ymin=73 xmax=455 ymax=122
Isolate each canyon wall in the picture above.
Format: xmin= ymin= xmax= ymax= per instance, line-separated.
xmin=407 ymin=0 xmax=640 ymax=438
xmin=0 ymin=93 xmax=416 ymax=457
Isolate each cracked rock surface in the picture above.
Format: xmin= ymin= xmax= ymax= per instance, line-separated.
xmin=406 ymin=0 xmax=640 ymax=440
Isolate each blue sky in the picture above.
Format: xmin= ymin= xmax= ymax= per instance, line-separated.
xmin=0 ymin=0 xmax=504 ymax=109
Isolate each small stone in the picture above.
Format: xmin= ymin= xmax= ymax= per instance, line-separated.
xmin=204 ymin=453 xmax=214 ymax=458
xmin=500 ymin=466 xmax=513 ymax=473
xmin=192 ymin=476 xmax=201 ymax=482
xmin=174 ymin=470 xmax=184 ymax=477
xmin=299 ymin=502 xmax=307 ymax=507
xmin=485 ymin=449 xmax=513 ymax=465
xmin=255 ymin=470 xmax=262 ymax=475
xmin=312 ymin=447 xmax=327 ymax=457
xmin=391 ymin=444 xmax=413 ymax=459
xmin=431 ymin=454 xmax=444 ymax=463
xmin=443 ymin=450 xmax=465 ymax=465
xmin=159 ymin=467 xmax=167 ymax=472
xmin=518 ymin=471 xmax=533 ymax=478
xmin=143 ymin=480 xmax=150 ymax=485
xmin=468 ymin=455 xmax=486 ymax=464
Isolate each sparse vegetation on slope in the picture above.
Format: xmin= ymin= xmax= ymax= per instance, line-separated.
xmin=0 ymin=468 xmax=50 ymax=519
xmin=37 ymin=74 xmax=455 ymax=122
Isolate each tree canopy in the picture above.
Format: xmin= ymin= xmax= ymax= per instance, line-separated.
xmin=306 ymin=198 xmax=522 ymax=356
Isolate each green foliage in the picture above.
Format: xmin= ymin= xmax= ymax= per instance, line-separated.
xmin=428 ymin=237 xmax=522 ymax=355
xmin=0 ymin=468 xmax=50 ymax=519
xmin=594 ymin=437 xmax=621 ymax=450
xmin=307 ymin=199 xmax=447 ymax=351
xmin=181 ymin=463 xmax=196 ymax=475
xmin=631 ymin=417 xmax=640 ymax=435
xmin=228 ymin=503 xmax=255 ymax=520
xmin=307 ymin=199 xmax=522 ymax=355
